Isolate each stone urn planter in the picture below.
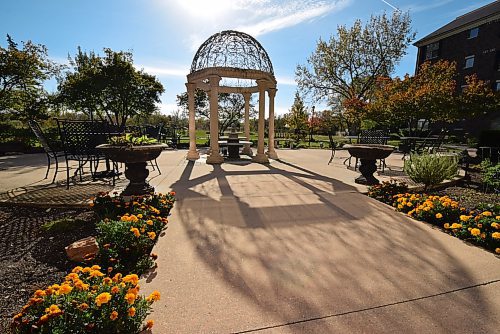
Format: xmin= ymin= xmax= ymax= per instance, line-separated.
xmin=97 ymin=144 xmax=167 ymax=196
xmin=344 ymin=144 xmax=395 ymax=185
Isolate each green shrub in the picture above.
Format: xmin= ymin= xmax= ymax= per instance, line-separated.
xmin=91 ymin=192 xmax=175 ymax=274
xmin=404 ymin=153 xmax=459 ymax=191
xmin=12 ymin=266 xmax=158 ymax=333
xmin=480 ymin=160 xmax=500 ymax=192
xmin=367 ymin=181 xmax=409 ymax=205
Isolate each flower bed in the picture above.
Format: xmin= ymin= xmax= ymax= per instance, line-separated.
xmin=10 ymin=191 xmax=176 ymax=333
xmin=368 ymin=182 xmax=500 ymax=254
xmin=12 ymin=265 xmax=159 ymax=333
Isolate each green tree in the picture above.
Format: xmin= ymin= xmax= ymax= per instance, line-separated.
xmin=176 ymin=90 xmax=255 ymax=135
xmin=285 ymin=92 xmax=308 ymax=143
xmin=58 ymin=48 xmax=164 ymax=129
xmin=0 ymin=35 xmax=61 ymax=120
xmin=296 ymin=11 xmax=415 ymax=130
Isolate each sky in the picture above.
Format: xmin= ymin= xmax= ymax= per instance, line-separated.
xmin=0 ymin=0 xmax=494 ymax=116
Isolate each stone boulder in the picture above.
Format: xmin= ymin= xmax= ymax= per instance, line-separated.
xmin=65 ymin=236 xmax=99 ymax=262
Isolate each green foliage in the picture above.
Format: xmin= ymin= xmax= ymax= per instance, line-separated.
xmin=41 ymin=217 xmax=85 ymax=233
xmin=176 ymin=90 xmax=256 ymax=135
xmin=480 ymin=160 xmax=500 ymax=192
xmin=367 ymin=181 xmax=409 ymax=205
xmin=108 ymin=133 xmax=158 ymax=146
xmin=285 ymin=92 xmax=308 ymax=142
xmin=0 ymin=35 xmax=61 ymax=120
xmin=296 ymin=11 xmax=415 ymax=116
xmin=12 ymin=266 xmax=157 ymax=334
xmin=404 ymin=153 xmax=459 ymax=191
xmin=57 ymin=48 xmax=164 ymax=129
xmin=91 ymin=192 xmax=175 ymax=274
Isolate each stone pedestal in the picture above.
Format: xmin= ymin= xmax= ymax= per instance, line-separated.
xmin=123 ymin=162 xmax=154 ymax=195
xmin=355 ymin=159 xmax=379 ymax=185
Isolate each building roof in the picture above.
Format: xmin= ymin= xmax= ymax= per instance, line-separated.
xmin=414 ymin=0 xmax=500 ymax=46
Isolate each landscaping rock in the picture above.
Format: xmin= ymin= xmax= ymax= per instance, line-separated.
xmin=65 ymin=236 xmax=99 ymax=262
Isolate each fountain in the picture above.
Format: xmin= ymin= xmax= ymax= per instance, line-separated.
xmin=343 ymin=144 xmax=395 ymax=185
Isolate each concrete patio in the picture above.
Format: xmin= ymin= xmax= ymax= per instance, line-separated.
xmin=0 ymin=148 xmax=499 ymax=333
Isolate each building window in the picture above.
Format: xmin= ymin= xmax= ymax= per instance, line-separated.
xmin=425 ymin=42 xmax=439 ymax=60
xmin=468 ymin=27 xmax=479 ymax=39
xmin=464 ymin=55 xmax=475 ymax=69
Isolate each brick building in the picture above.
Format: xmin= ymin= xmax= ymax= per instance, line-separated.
xmin=414 ymin=1 xmax=500 ymax=92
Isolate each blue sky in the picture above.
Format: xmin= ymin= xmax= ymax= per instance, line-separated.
xmin=0 ymin=0 xmax=493 ymax=115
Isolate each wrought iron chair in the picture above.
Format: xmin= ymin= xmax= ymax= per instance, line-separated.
xmin=141 ymin=124 xmax=164 ymax=174
xmin=346 ymin=130 xmax=388 ymax=171
xmin=327 ymin=132 xmax=337 ymax=165
xmin=28 ymin=120 xmax=66 ymax=183
xmin=55 ymin=119 xmax=112 ymax=189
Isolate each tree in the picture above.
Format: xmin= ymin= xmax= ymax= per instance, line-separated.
xmin=58 ymin=48 xmax=164 ymax=129
xmin=285 ymin=92 xmax=308 ymax=143
xmin=176 ymin=90 xmax=255 ymax=135
xmin=296 ymin=11 xmax=415 ymax=130
xmin=367 ymin=60 xmax=499 ymax=134
xmin=0 ymin=35 xmax=61 ymax=120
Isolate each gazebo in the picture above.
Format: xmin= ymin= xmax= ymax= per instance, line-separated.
xmin=185 ymin=30 xmax=278 ymax=164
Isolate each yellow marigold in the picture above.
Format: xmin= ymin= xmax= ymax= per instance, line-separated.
xmin=482 ymin=211 xmax=492 ymax=217
xmin=39 ymin=314 xmax=49 ymax=323
xmin=103 ymin=277 xmax=112 ymax=285
xmin=128 ymin=287 xmax=140 ymax=296
xmin=148 ymin=231 xmax=156 ymax=240
xmin=110 ymin=311 xmax=118 ymax=321
xmin=72 ymin=266 xmax=83 ymax=273
xmin=74 ymin=280 xmax=89 ymax=291
xmin=435 ymin=213 xmax=443 ymax=219
xmin=146 ymin=320 xmax=154 ymax=329
xmin=112 ymin=273 xmax=122 ymax=282
xmin=122 ymin=274 xmax=139 ymax=285
xmin=492 ymin=232 xmax=500 ymax=240
xmin=65 ymin=273 xmax=79 ymax=282
xmin=492 ymin=223 xmax=499 ymax=229
xmin=397 ymin=204 xmax=403 ymax=209
xmin=460 ymin=215 xmax=470 ymax=222
xmin=470 ymin=228 xmax=481 ymax=236
xmin=89 ymin=270 xmax=104 ymax=278
xmin=121 ymin=215 xmax=130 ymax=222
xmin=130 ymin=227 xmax=140 ymax=237
xmin=140 ymin=226 xmax=146 ymax=233
xmin=496 ymin=248 xmax=500 ymax=254
xmin=451 ymin=223 xmax=462 ymax=229
xmin=59 ymin=284 xmax=73 ymax=295
xmin=130 ymin=215 xmax=139 ymax=222
xmin=137 ymin=214 xmax=143 ymax=219
xmin=46 ymin=304 xmax=61 ymax=314
xmin=34 ymin=289 xmax=46 ymax=298
xmin=496 ymin=216 xmax=500 ymax=220
xmin=146 ymin=219 xmax=153 ymax=226
xmin=147 ymin=291 xmax=161 ymax=302
xmin=406 ymin=202 xmax=413 ymax=207
xmin=423 ymin=207 xmax=431 ymax=212
xmin=128 ymin=307 xmax=136 ymax=317
xmin=111 ymin=286 xmax=120 ymax=294
xmin=95 ymin=292 xmax=112 ymax=307
xmin=91 ymin=265 xmax=101 ymax=270
xmin=82 ymin=267 xmax=92 ymax=273
xmin=444 ymin=223 xmax=450 ymax=229
xmin=78 ymin=303 xmax=89 ymax=311
xmin=125 ymin=293 xmax=136 ymax=305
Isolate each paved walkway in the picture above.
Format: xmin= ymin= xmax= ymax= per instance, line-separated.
xmin=141 ymin=149 xmax=500 ymax=333
xmin=1 ymin=149 xmax=499 ymax=333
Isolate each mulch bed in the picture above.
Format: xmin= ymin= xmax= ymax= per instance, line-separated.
xmin=0 ymin=205 xmax=96 ymax=332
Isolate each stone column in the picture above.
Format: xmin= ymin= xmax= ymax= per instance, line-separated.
xmin=186 ymin=82 xmax=199 ymax=160
xmin=266 ymin=87 xmax=278 ymax=159
xmin=252 ymin=79 xmax=269 ymax=163
xmin=206 ymin=75 xmax=224 ymax=164
xmin=241 ymin=92 xmax=252 ymax=156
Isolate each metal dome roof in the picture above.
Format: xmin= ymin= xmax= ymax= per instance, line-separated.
xmin=190 ymin=30 xmax=274 ymax=75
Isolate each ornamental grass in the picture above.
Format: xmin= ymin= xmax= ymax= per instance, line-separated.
xmin=12 ymin=265 xmax=159 ymax=334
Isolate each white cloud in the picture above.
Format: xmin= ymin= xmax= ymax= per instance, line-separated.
xmin=276 ymin=75 xmax=296 ymax=86
xmin=167 ymin=0 xmax=352 ymax=50
xmin=136 ymin=64 xmax=189 ymax=78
